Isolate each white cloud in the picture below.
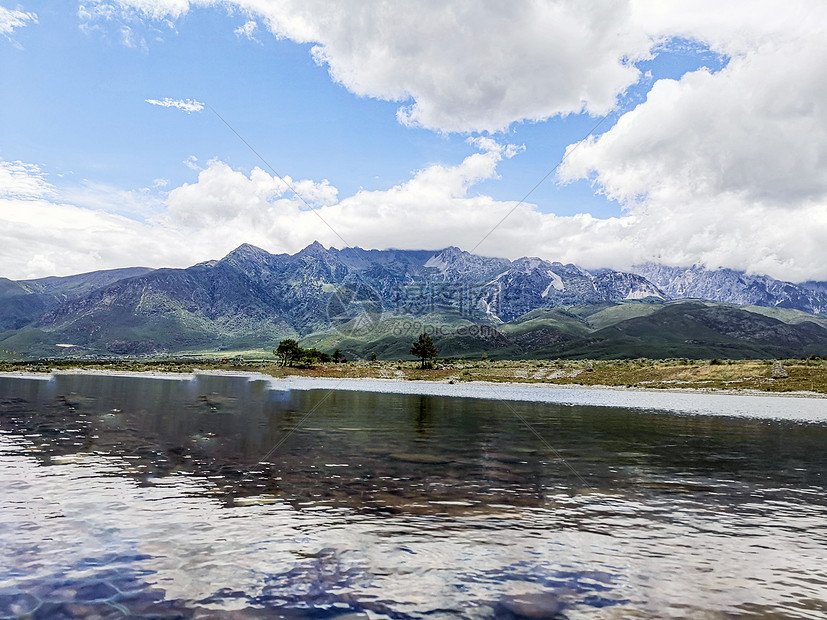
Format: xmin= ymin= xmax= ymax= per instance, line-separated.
xmin=558 ymin=2 xmax=827 ymax=281
xmin=0 ymin=160 xmax=54 ymax=199
xmin=119 ymin=23 xmax=147 ymax=49
xmin=0 ymin=165 xmax=187 ymax=279
xmin=0 ymin=196 xmax=187 ymax=279
xmin=0 ymin=157 xmax=343 ymax=279
xmin=0 ymin=148 xmax=555 ymax=278
xmin=159 ymin=142 xmax=639 ymax=270
xmin=83 ymin=1 xmax=827 ymax=140
xmin=146 ymin=97 xmax=204 ymax=112
xmin=233 ymin=19 xmax=257 ymax=42
xmin=7 ymin=1 xmax=826 ymax=281
xmin=79 ymin=0 xmax=194 ymax=23
xmin=183 ymin=155 xmax=201 ymax=171
xmin=293 ymin=0 xmax=651 ymax=132
xmin=165 ymin=159 xmax=338 ymax=230
xmin=86 ymin=0 xmax=655 ymax=132
xmin=77 ymin=1 xmax=183 ymax=41
xmin=0 ymin=5 xmax=37 ymax=38
xmin=630 ymin=0 xmax=826 ymax=58
xmin=3 ymin=136 xmax=827 ymax=282
xmin=0 ymin=160 xmax=185 ymax=279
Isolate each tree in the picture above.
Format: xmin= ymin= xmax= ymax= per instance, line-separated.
xmin=410 ymin=333 xmax=438 ymax=369
xmin=333 ymin=349 xmax=347 ymax=363
xmin=275 ymin=339 xmax=302 ymax=367
xmin=304 ymin=348 xmax=332 ymax=363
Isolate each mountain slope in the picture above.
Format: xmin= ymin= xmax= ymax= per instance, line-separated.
xmin=478 ymin=258 xmax=663 ymax=321
xmin=2 ymin=243 xmax=826 ymax=359
xmin=33 ymin=261 xmax=294 ymax=354
xmin=540 ymin=303 xmax=827 ymax=360
xmin=0 ymin=267 xmax=154 ymax=331
xmin=19 ymin=267 xmax=154 ymax=298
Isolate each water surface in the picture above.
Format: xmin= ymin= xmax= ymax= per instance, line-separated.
xmin=1 ymin=372 xmax=825 ymax=618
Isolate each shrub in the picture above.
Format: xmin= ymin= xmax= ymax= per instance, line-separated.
xmin=274 ymin=339 xmax=331 ymax=367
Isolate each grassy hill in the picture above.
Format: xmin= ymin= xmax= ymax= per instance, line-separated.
xmin=4 ymin=298 xmax=827 ymax=362
xmin=534 ymin=302 xmax=827 ymax=360
xmin=293 ymin=301 xmax=827 ymax=362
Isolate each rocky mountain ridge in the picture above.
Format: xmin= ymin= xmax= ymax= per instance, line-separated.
xmin=1 ymin=243 xmax=825 ymax=358
xmin=633 ymin=263 xmax=827 ymax=314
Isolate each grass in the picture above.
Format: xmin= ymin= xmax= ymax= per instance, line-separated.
xmin=1 ymin=356 xmax=825 ymax=394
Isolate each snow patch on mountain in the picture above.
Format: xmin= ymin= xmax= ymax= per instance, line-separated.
xmin=424 ymin=254 xmax=449 ymax=273
xmin=541 ymin=271 xmax=565 ymax=297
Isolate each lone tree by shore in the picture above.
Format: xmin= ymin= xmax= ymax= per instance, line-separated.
xmin=410 ymin=333 xmax=438 ymax=369
xmin=275 ymin=339 xmax=302 ymax=366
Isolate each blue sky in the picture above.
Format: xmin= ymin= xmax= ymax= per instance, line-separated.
xmin=1 ymin=2 xmax=825 ymax=282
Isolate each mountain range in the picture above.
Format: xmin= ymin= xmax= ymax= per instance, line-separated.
xmin=1 ymin=243 xmax=826 ymax=360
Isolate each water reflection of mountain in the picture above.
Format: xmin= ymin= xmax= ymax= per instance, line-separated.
xmin=1 ymin=372 xmax=826 ymax=516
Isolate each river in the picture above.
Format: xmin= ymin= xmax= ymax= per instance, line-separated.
xmin=1 ymin=371 xmax=825 ymax=618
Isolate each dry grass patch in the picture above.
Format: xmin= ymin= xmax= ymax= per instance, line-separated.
xmin=1 ymin=357 xmax=824 ymax=394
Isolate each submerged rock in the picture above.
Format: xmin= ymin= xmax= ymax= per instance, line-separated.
xmin=496 ymin=591 xmax=564 ymax=618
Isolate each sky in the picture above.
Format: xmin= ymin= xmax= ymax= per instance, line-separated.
xmin=1 ymin=1 xmax=826 ymax=282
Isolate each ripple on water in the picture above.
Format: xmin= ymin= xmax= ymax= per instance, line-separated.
xmin=1 ymin=374 xmax=826 ymax=617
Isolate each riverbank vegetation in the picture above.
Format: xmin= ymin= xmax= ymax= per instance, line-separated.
xmin=1 ymin=357 xmax=825 ymax=395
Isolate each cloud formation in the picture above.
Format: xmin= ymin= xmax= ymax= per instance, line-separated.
xmin=3 ymin=129 xmax=827 ymax=283
xmin=4 ymin=1 xmax=826 ymax=283
xmin=0 ymin=146 xmax=585 ymax=279
xmin=0 ymin=160 xmax=54 ymax=199
xmin=0 ymin=161 xmax=185 ymax=279
xmin=0 ymin=4 xmax=37 ymax=44
xmin=233 ymin=19 xmax=257 ymax=42
xmin=0 ymin=145 xmax=665 ymax=280
xmin=86 ymin=0 xmax=654 ymax=132
xmin=559 ymin=1 xmax=827 ymax=280
xmin=145 ymin=97 xmax=204 ymax=113
xmin=0 ymin=5 xmax=36 ymax=34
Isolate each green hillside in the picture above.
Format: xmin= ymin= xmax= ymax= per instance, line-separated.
xmin=4 ymin=298 xmax=827 ymax=362
xmin=742 ymin=305 xmax=827 ymax=329
xmin=582 ymin=301 xmax=665 ymax=330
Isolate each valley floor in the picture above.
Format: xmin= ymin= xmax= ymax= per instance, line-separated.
xmin=1 ymin=358 xmax=825 ymax=395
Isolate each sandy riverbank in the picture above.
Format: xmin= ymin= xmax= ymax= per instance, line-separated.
xmin=2 ymin=357 xmax=825 ymax=395
xmin=2 ymin=367 xmax=825 ymax=398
